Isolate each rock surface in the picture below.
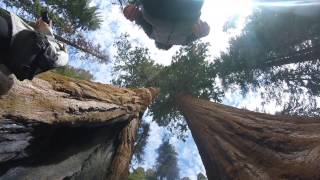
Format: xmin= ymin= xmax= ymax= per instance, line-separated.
xmin=0 ymin=72 xmax=158 ymax=180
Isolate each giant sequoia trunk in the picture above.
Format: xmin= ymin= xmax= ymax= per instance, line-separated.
xmin=177 ymin=94 xmax=320 ymax=180
xmin=0 ymin=72 xmax=158 ymax=179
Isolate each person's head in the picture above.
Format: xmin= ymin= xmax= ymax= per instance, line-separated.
xmin=192 ymin=20 xmax=210 ymax=38
xmin=155 ymin=42 xmax=173 ymax=50
xmin=123 ymin=5 xmax=140 ymax=22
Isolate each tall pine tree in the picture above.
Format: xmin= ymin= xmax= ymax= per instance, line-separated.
xmin=155 ymin=140 xmax=179 ymax=180
xmin=216 ymin=7 xmax=320 ymax=115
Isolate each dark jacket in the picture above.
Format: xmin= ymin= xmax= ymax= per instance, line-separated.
xmin=136 ymin=0 xmax=204 ymax=45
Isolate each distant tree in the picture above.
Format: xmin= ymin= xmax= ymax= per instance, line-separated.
xmin=181 ymin=177 xmax=191 ymax=180
xmin=278 ymin=94 xmax=320 ymax=116
xmin=128 ymin=167 xmax=157 ymax=180
xmin=155 ymin=140 xmax=179 ymax=180
xmin=53 ymin=66 xmax=94 ymax=81
xmin=128 ymin=167 xmax=147 ymax=180
xmin=3 ymin=0 xmax=102 ymax=31
xmin=218 ymin=7 xmax=320 ymax=76
xmin=216 ymin=7 xmax=320 ymax=115
xmin=112 ymin=34 xmax=164 ymax=88
xmin=145 ymin=168 xmax=157 ymax=180
xmin=197 ymin=173 xmax=207 ymax=180
xmin=131 ymin=120 xmax=150 ymax=165
xmin=45 ymin=0 xmax=102 ymax=31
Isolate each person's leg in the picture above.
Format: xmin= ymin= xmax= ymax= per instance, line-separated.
xmin=0 ymin=16 xmax=10 ymax=55
xmin=0 ymin=64 xmax=14 ymax=96
xmin=0 ymin=15 xmax=13 ymax=94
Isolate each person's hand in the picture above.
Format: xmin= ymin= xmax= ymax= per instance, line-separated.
xmin=58 ymin=42 xmax=68 ymax=53
xmin=192 ymin=20 xmax=210 ymax=38
xmin=123 ymin=5 xmax=140 ymax=22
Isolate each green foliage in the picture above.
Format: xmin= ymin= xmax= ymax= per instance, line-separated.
xmin=216 ymin=7 xmax=320 ymax=114
xmin=3 ymin=0 xmax=102 ymax=31
xmin=132 ymin=121 xmax=150 ymax=165
xmin=128 ymin=167 xmax=157 ymax=180
xmin=217 ymin=7 xmax=320 ymax=85
xmin=45 ymin=0 xmax=102 ymax=31
xmin=112 ymin=34 xmax=164 ymax=88
xmin=181 ymin=177 xmax=191 ymax=180
xmin=145 ymin=169 xmax=157 ymax=180
xmin=155 ymin=140 xmax=179 ymax=180
xmin=112 ymin=35 xmax=223 ymax=138
xmin=278 ymin=90 xmax=320 ymax=117
xmin=53 ymin=66 xmax=94 ymax=81
xmin=218 ymin=8 xmax=320 ymax=75
xmin=197 ymin=173 xmax=207 ymax=180
xmin=149 ymin=42 xmax=223 ymax=129
xmin=129 ymin=167 xmax=146 ymax=180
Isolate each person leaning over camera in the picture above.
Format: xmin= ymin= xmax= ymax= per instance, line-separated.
xmin=0 ymin=8 xmax=68 ymax=81
xmin=123 ymin=0 xmax=210 ymax=50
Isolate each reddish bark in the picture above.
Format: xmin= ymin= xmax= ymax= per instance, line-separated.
xmin=178 ymin=94 xmax=320 ymax=180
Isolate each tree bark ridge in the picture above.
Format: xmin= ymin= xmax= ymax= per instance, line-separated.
xmin=0 ymin=72 xmax=158 ymax=179
xmin=178 ymin=94 xmax=320 ymax=180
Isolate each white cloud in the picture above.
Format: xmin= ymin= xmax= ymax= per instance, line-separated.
xmin=175 ymin=132 xmax=206 ymax=180
xmin=140 ymin=115 xmax=164 ymax=169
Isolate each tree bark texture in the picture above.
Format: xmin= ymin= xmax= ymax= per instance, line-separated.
xmin=178 ymin=94 xmax=320 ymax=180
xmin=0 ymin=72 xmax=158 ymax=180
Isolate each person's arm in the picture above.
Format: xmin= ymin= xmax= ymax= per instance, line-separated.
xmin=123 ymin=5 xmax=153 ymax=37
xmin=185 ymin=20 xmax=210 ymax=44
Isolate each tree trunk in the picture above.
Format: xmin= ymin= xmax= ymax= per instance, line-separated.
xmin=225 ymin=46 xmax=320 ymax=75
xmin=0 ymin=72 xmax=158 ymax=180
xmin=177 ymin=94 xmax=320 ymax=180
xmin=261 ymin=46 xmax=320 ymax=69
xmin=54 ymin=35 xmax=109 ymax=62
